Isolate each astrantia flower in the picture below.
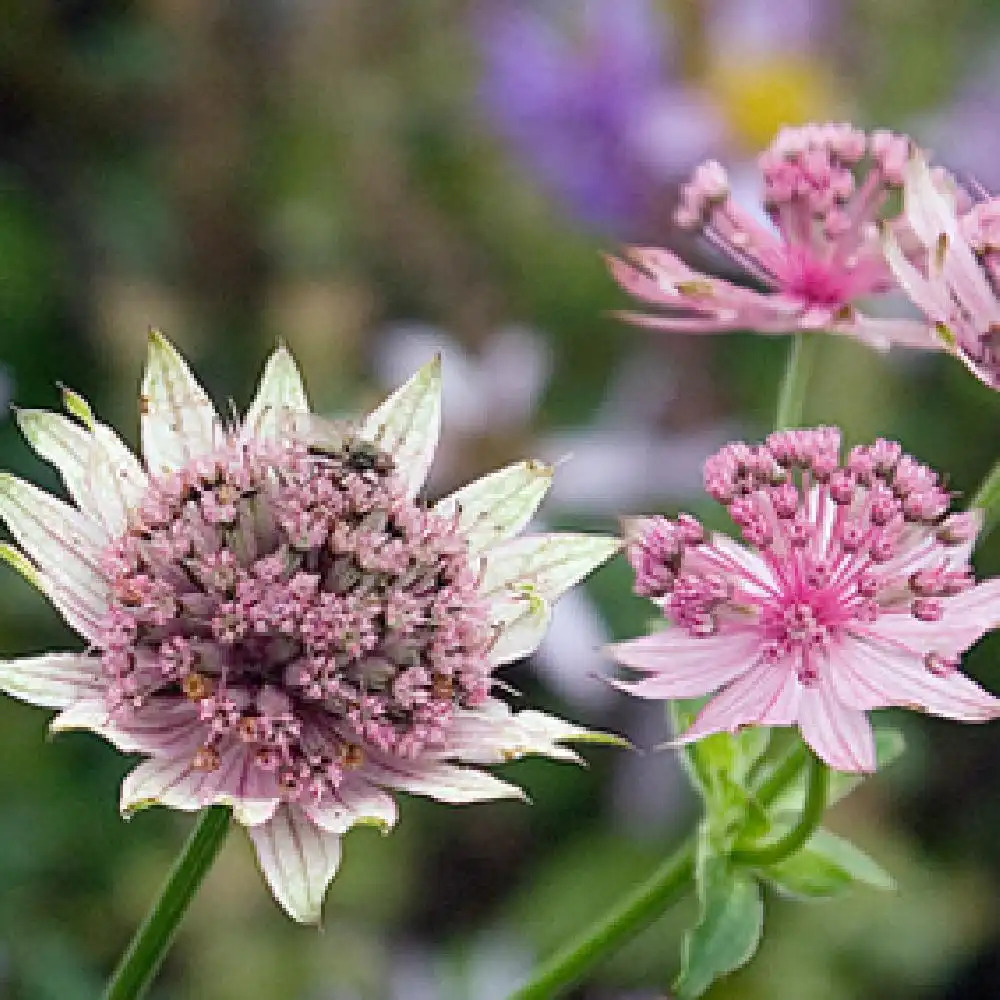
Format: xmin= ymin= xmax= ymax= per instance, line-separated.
xmin=0 ymin=333 xmax=620 ymax=922
xmin=885 ymin=154 xmax=1000 ymax=389
xmin=609 ymin=427 xmax=1000 ymax=772
xmin=608 ymin=123 xmax=935 ymax=350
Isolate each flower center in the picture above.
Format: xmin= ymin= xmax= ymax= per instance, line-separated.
xmin=775 ymin=250 xmax=853 ymax=307
xmin=631 ymin=428 xmax=978 ymax=691
xmin=760 ymin=595 xmax=835 ymax=684
xmin=97 ymin=432 xmax=492 ymax=802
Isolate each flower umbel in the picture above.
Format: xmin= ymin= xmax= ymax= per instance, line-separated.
xmin=0 ymin=333 xmax=620 ymax=922
xmin=610 ymin=427 xmax=1000 ymax=772
xmin=608 ymin=123 xmax=935 ymax=350
xmin=885 ymin=153 xmax=1000 ymax=389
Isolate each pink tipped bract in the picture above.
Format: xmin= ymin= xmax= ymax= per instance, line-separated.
xmin=610 ymin=428 xmax=1000 ymax=772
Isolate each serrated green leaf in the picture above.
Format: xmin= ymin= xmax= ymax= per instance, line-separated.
xmin=762 ymin=827 xmax=894 ymax=900
xmin=674 ymin=829 xmax=764 ymax=999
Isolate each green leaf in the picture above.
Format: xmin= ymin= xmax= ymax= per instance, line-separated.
xmin=671 ymin=701 xmax=770 ymax=803
xmin=762 ymin=828 xmax=894 ymax=900
xmin=674 ymin=829 xmax=764 ymax=999
xmin=767 ymin=728 xmax=905 ymax=814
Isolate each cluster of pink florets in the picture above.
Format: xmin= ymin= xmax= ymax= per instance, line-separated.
xmin=677 ymin=125 xmax=909 ymax=232
xmin=97 ymin=431 xmax=492 ymax=802
xmin=673 ymin=125 xmax=914 ymax=310
xmin=628 ymin=428 xmax=977 ymax=683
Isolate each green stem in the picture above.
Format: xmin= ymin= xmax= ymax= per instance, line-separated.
xmin=752 ymin=741 xmax=810 ymax=809
xmin=971 ymin=456 xmax=1000 ymax=540
xmin=774 ymin=334 xmax=821 ymax=430
xmin=508 ymin=741 xmax=820 ymax=999
xmin=511 ymin=336 xmax=826 ymax=999
xmin=508 ymin=841 xmax=695 ymax=1000
xmin=103 ymin=807 xmax=231 ymax=1000
xmin=731 ymin=752 xmax=829 ymax=867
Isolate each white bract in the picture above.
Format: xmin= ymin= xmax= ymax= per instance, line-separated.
xmin=0 ymin=332 xmax=621 ymax=922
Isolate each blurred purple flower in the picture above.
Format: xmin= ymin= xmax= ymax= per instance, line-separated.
xmin=705 ymin=0 xmax=835 ymax=58
xmin=474 ymin=0 xmax=724 ymax=232
xmin=922 ymin=47 xmax=1000 ymax=190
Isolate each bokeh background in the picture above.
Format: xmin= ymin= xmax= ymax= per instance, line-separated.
xmin=2 ymin=1 xmax=1000 ymax=998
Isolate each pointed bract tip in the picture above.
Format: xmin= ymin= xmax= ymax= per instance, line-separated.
xmin=525 ymin=458 xmax=555 ymax=478
xmin=0 ymin=542 xmax=40 ymax=589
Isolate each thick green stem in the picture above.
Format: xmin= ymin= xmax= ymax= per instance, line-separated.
xmin=731 ymin=752 xmax=829 ymax=867
xmin=971 ymin=456 xmax=1000 ymax=540
xmin=774 ymin=334 xmax=821 ymax=430
xmin=103 ymin=807 xmax=231 ymax=1000
xmin=508 ymin=841 xmax=695 ymax=1000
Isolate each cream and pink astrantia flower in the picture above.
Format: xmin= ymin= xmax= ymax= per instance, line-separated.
xmin=608 ymin=123 xmax=936 ymax=351
xmin=884 ymin=153 xmax=1000 ymax=389
xmin=609 ymin=427 xmax=1000 ymax=773
xmin=0 ymin=332 xmax=620 ymax=922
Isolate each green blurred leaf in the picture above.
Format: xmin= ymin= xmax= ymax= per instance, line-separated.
xmin=674 ymin=828 xmax=764 ymax=1000
xmin=767 ymin=728 xmax=905 ymax=815
xmin=762 ymin=828 xmax=894 ymax=901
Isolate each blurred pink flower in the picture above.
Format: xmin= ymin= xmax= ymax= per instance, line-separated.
xmin=609 ymin=123 xmax=936 ymax=350
xmin=0 ymin=333 xmax=620 ymax=922
xmin=885 ymin=154 xmax=1000 ymax=389
xmin=609 ymin=427 xmax=1000 ymax=773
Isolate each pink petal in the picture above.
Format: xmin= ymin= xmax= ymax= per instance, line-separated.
xmin=829 ymin=633 xmax=1000 ymax=721
xmin=249 ymin=804 xmax=342 ymax=924
xmin=845 ymin=316 xmax=940 ymax=352
xmin=797 ymin=682 xmax=875 ymax=773
xmin=119 ymin=745 xmax=279 ymax=826
xmin=52 ymin=699 xmax=203 ymax=755
xmin=674 ymin=659 xmax=801 ymax=742
xmin=608 ymin=628 xmax=760 ymax=698
xmin=883 ymin=231 xmax=953 ymax=323
xmin=862 ymin=578 xmax=1000 ymax=659
xmin=689 ymin=534 xmax=779 ymax=599
xmin=301 ymin=777 xmax=397 ymax=834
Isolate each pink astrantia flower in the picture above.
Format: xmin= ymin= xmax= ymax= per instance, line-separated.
xmin=609 ymin=427 xmax=1000 ymax=772
xmin=885 ymin=153 xmax=1000 ymax=389
xmin=608 ymin=123 xmax=937 ymax=351
xmin=0 ymin=333 xmax=620 ymax=922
